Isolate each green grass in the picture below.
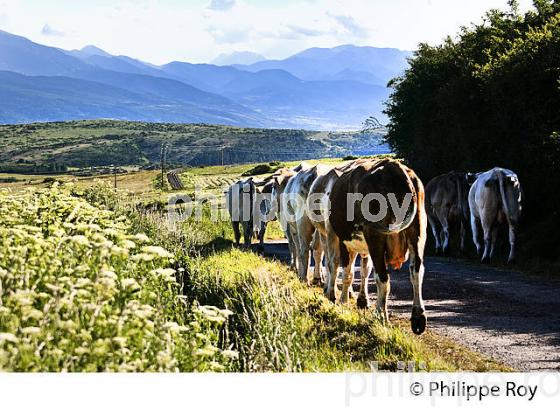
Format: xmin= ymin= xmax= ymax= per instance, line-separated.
xmin=183 ymin=249 xmax=453 ymax=371
xmin=0 ymin=119 xmax=387 ymax=171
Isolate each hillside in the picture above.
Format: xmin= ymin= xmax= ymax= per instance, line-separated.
xmin=0 ymin=120 xmax=389 ymax=171
xmin=0 ymin=30 xmax=408 ymax=129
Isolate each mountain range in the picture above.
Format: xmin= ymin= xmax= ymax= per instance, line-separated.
xmin=0 ymin=30 xmax=410 ymax=130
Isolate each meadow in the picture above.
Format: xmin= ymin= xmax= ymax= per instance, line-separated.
xmin=0 ymin=120 xmax=388 ymax=173
xmin=0 ymin=161 xmax=508 ymax=371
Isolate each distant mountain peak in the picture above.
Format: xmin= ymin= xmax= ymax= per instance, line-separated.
xmin=75 ymin=45 xmax=112 ymax=58
xmin=212 ymin=51 xmax=266 ymax=66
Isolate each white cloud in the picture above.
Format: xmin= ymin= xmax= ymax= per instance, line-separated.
xmin=328 ymin=14 xmax=369 ymax=38
xmin=41 ymin=23 xmax=65 ymax=37
xmin=0 ymin=0 xmax=536 ymax=64
xmin=208 ymin=0 xmax=236 ymax=11
xmin=208 ymin=25 xmax=251 ymax=44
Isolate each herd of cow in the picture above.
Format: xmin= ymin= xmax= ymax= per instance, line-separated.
xmin=226 ymin=158 xmax=523 ymax=335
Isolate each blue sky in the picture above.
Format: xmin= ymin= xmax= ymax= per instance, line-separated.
xmin=0 ymin=0 xmax=534 ymax=64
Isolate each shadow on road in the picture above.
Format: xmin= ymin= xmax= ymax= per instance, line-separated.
xmin=255 ymin=240 xmax=560 ymax=371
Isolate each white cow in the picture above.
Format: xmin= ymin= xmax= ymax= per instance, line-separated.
xmin=469 ymin=167 xmax=523 ymax=263
xmin=252 ymin=180 xmax=275 ymax=249
xmin=226 ymin=178 xmax=261 ymax=247
xmin=280 ymin=164 xmax=331 ymax=284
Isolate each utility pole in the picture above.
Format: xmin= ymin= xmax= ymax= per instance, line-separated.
xmin=160 ymin=142 xmax=169 ymax=191
xmin=221 ymin=146 xmax=225 ymax=166
xmin=112 ymin=164 xmax=117 ymax=189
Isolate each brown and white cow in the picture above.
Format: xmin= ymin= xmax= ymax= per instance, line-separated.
xmin=328 ymin=158 xmax=428 ymax=335
xmin=281 ymin=164 xmax=331 ymax=284
xmin=270 ymin=166 xmax=307 ymax=269
xmin=468 ymin=167 xmax=523 ymax=264
xmin=306 ymin=159 xmax=368 ymax=301
xmin=425 ymin=172 xmax=471 ymax=255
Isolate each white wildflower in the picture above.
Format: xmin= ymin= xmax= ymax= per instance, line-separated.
xmin=221 ymin=350 xmax=239 ymax=360
xmin=134 ymin=233 xmax=151 ymax=243
xmin=0 ymin=333 xmax=19 ymax=344
xmin=21 ymin=326 xmax=41 ymax=335
xmin=71 ymin=235 xmax=90 ymax=246
xmin=122 ymin=278 xmax=140 ymax=292
xmin=141 ymin=246 xmax=173 ymax=259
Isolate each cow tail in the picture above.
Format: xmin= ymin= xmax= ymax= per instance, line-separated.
xmin=497 ymin=171 xmax=512 ymax=225
xmin=370 ymin=180 xmax=418 ymax=235
xmin=455 ymin=176 xmax=467 ymax=221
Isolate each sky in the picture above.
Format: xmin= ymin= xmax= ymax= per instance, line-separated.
xmin=0 ymin=0 xmax=535 ymax=65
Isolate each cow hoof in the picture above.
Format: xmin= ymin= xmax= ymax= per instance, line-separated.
xmin=411 ymin=314 xmax=427 ymax=335
xmin=325 ymin=288 xmax=336 ymax=303
xmin=311 ymin=277 xmax=322 ymax=287
xmin=434 ymin=248 xmax=441 ymax=256
xmin=442 ymin=247 xmax=449 ymax=256
xmin=357 ymin=295 xmax=369 ymax=309
xmin=507 ymin=257 xmax=516 ymax=265
xmin=480 ymin=256 xmax=490 ymax=264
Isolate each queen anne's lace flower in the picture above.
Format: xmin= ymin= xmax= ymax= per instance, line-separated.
xmin=0 ymin=186 xmax=237 ymax=372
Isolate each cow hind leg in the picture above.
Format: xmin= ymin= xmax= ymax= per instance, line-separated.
xmin=470 ymin=215 xmax=482 ymax=257
xmin=508 ymin=225 xmax=516 ymax=264
xmin=408 ymin=240 xmax=427 ymax=335
xmin=436 ymin=209 xmax=450 ymax=255
xmin=480 ymin=215 xmax=493 ymax=263
xmin=489 ymin=225 xmax=499 ymax=259
xmin=357 ymin=254 xmax=372 ymax=309
xmin=339 ymin=245 xmax=356 ymax=305
xmin=310 ymin=230 xmax=323 ymax=286
xmin=324 ymin=232 xmax=340 ymax=302
xmin=459 ymin=220 xmax=467 ymax=254
xmin=232 ymin=221 xmax=241 ymax=246
xmin=242 ymin=222 xmax=252 ymax=248
xmin=295 ymin=223 xmax=315 ymax=284
xmin=258 ymin=222 xmax=267 ymax=248
xmin=365 ymin=236 xmax=390 ymax=323
xmin=285 ymin=227 xmax=298 ymax=271
xmin=428 ymin=214 xmax=441 ymax=254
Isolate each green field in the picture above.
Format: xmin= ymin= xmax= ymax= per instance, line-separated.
xmin=0 ymin=120 xmax=388 ymax=173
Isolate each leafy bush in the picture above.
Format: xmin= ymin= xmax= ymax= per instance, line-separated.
xmin=0 ymin=177 xmax=18 ymax=183
xmin=241 ymin=163 xmax=281 ymax=176
xmin=384 ymin=1 xmax=560 ymax=260
xmin=0 ymin=186 xmax=236 ymax=371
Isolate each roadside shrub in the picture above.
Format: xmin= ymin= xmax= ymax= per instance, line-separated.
xmin=0 ymin=186 xmax=236 ymax=371
xmin=0 ymin=177 xmax=18 ymax=183
xmin=241 ymin=162 xmax=283 ymax=176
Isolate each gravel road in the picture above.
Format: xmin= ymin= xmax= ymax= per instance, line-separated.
xmin=256 ymin=240 xmax=560 ymax=371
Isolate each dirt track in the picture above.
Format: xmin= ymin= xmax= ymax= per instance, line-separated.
xmin=257 ymin=240 xmax=560 ymax=371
